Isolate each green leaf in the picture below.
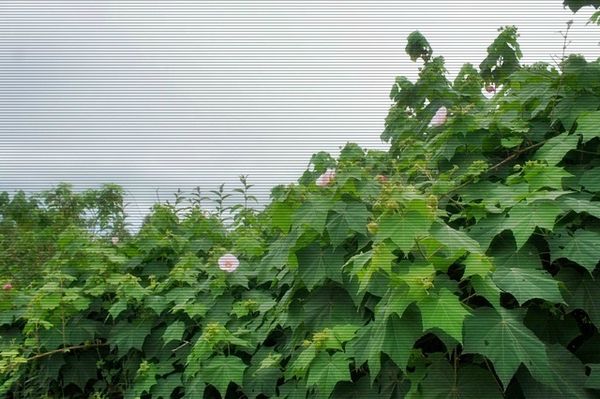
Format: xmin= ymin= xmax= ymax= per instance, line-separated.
xmin=575 ymin=111 xmax=600 ymax=142
xmin=286 ymin=344 xmax=317 ymax=379
xmin=377 ymin=201 xmax=434 ymax=253
xmin=549 ymin=228 xmax=600 ymax=273
xmin=533 ymin=133 xmax=580 ymax=165
xmin=306 ymin=352 xmax=351 ymax=398
xmin=380 ymin=307 xmax=422 ymax=370
xmin=430 ymin=223 xmax=483 ymax=255
xmin=303 ymin=285 xmax=362 ymax=331
xmin=505 ymin=200 xmax=562 ymax=248
xmin=371 ymin=241 xmax=396 ymax=275
xmin=558 ymin=192 xmax=600 ymax=219
xmin=463 ymin=307 xmax=551 ymax=389
xmin=109 ymin=318 xmax=154 ymax=354
xmin=296 ymin=244 xmax=345 ymax=290
xmin=560 ymin=269 xmax=600 ymax=326
xmin=405 ymin=31 xmax=432 ymax=62
xmin=523 ymin=164 xmax=573 ymax=192
xmin=463 ymin=254 xmax=495 ymax=278
xmin=580 ymin=168 xmax=600 ymax=193
xmin=125 ymin=362 xmax=158 ymax=399
xmin=162 ymin=321 xmax=186 ymax=345
xmin=515 ymin=345 xmax=594 ymax=398
xmin=330 ymin=375 xmax=382 ymax=399
xmin=586 ymin=364 xmax=600 ymax=390
xmin=470 ymin=275 xmax=502 ymax=309
xmin=553 ymin=92 xmax=600 ymax=131
xmin=151 ymin=373 xmax=183 ymax=399
xmin=417 ymin=288 xmax=471 ymax=343
xmin=418 ymin=359 xmax=504 ymax=399
xmin=490 ymin=240 xmax=542 ymax=270
xmin=493 ymin=267 xmax=564 ymax=304
xmin=200 ymin=355 xmax=247 ymax=398
xmin=327 ymin=202 xmax=370 ymax=246
xmin=326 ymin=212 xmax=351 ymax=247
xmin=293 ymin=197 xmax=333 ymax=234
xmin=376 ymin=261 xmax=437 ymax=319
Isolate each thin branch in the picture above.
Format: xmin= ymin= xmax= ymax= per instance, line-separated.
xmin=441 ymin=140 xmax=547 ymax=200
xmin=26 ymin=341 xmax=109 ymax=362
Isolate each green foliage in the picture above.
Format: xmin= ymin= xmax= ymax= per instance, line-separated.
xmin=3 ymin=7 xmax=600 ymax=398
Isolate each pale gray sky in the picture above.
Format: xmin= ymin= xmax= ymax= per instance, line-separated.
xmin=1 ymin=1 xmax=599 ymax=227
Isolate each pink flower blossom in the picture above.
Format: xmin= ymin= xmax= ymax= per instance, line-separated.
xmin=316 ymin=169 xmax=336 ymax=187
xmin=375 ymin=175 xmax=388 ymax=183
xmin=218 ymin=254 xmax=240 ymax=273
xmin=428 ymin=106 xmax=448 ymax=127
xmin=111 ymin=237 xmax=119 ymax=245
xmin=3 ymin=283 xmax=12 ymax=291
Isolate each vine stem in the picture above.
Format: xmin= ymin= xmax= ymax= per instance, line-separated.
xmin=26 ymin=341 xmax=109 ymax=362
xmin=441 ymin=140 xmax=547 ymax=200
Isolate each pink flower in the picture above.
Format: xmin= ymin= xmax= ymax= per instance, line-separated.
xmin=375 ymin=175 xmax=388 ymax=183
xmin=3 ymin=283 xmax=12 ymax=291
xmin=485 ymin=85 xmax=496 ymax=93
xmin=218 ymin=254 xmax=239 ymax=273
xmin=111 ymin=237 xmax=119 ymax=245
xmin=428 ymin=106 xmax=448 ymax=127
xmin=316 ymin=168 xmax=336 ymax=187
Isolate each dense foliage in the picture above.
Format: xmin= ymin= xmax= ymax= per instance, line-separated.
xmin=3 ymin=5 xmax=600 ymax=398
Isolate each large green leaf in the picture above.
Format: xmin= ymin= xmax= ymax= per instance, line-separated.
xmin=533 ymin=133 xmax=580 ymax=165
xmin=109 ymin=318 xmax=155 ymax=354
xmin=430 ymin=223 xmax=483 ymax=255
xmin=549 ymin=228 xmax=600 ymax=273
xmin=162 ymin=321 xmax=186 ymax=345
xmin=463 ymin=307 xmax=552 ymax=389
xmin=377 ymin=200 xmax=434 ymax=253
xmin=579 ymin=167 xmax=600 ymax=193
xmin=306 ymin=352 xmax=351 ymax=398
xmin=462 ymin=253 xmax=494 ymax=278
xmin=575 ymin=111 xmax=600 ymax=143
xmin=504 ymin=200 xmax=563 ymax=248
xmin=523 ymin=164 xmax=573 ymax=192
xmin=418 ymin=358 xmax=504 ymax=399
xmin=417 ymin=288 xmax=471 ymax=343
xmin=293 ymin=197 xmax=334 ymax=234
xmin=557 ymin=192 xmax=600 ymax=219
xmin=348 ymin=306 xmax=421 ymax=378
xmin=559 ymin=268 xmax=600 ymax=326
xmin=490 ymin=240 xmax=542 ymax=270
xmin=200 ymin=355 xmax=247 ymax=398
xmin=381 ymin=307 xmax=422 ymax=370
xmin=493 ymin=267 xmax=564 ymax=304
xmin=303 ymin=285 xmax=362 ymax=331
xmin=296 ymin=244 xmax=345 ymax=290
xmin=515 ymin=345 xmax=595 ymax=398
xmin=377 ymin=261 xmax=437 ymax=318
xmin=586 ymin=364 xmax=600 ymax=390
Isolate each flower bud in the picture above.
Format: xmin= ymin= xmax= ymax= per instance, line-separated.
xmin=367 ymin=222 xmax=379 ymax=235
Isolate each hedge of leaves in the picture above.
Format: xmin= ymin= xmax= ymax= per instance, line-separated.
xmin=3 ymin=14 xmax=600 ymax=399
